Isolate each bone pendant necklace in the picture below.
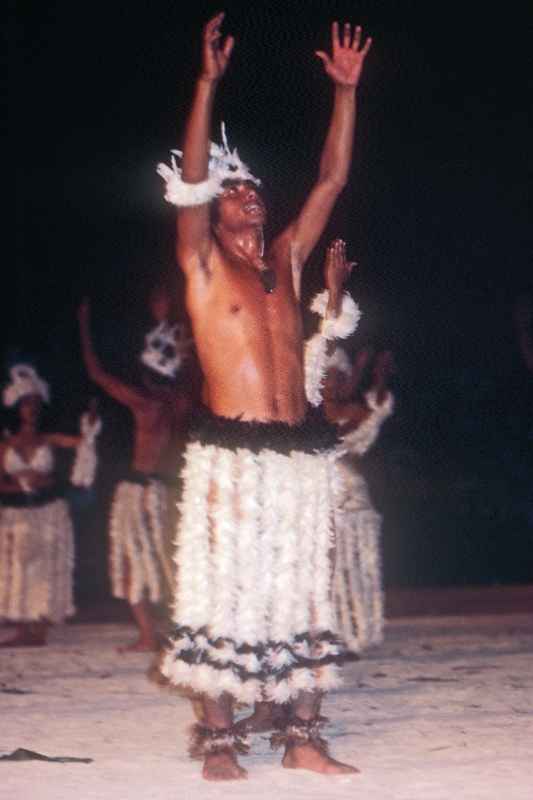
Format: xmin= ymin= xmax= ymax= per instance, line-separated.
xmin=259 ymin=268 xmax=277 ymax=293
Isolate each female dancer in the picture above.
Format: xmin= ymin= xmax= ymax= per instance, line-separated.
xmin=0 ymin=363 xmax=100 ymax=646
xmin=324 ymin=346 xmax=395 ymax=651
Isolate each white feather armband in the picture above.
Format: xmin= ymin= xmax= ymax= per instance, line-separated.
xmin=310 ymin=290 xmax=362 ymax=341
xmin=342 ymin=391 xmax=394 ymax=456
xmin=71 ymin=414 xmax=102 ymax=488
xmin=304 ymin=290 xmax=362 ymax=407
xmin=156 ymin=124 xmax=261 ymax=208
xmin=156 ymin=163 xmax=222 ymax=207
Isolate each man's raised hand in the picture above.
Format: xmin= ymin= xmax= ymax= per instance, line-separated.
xmin=325 ymin=238 xmax=357 ymax=318
xmin=325 ymin=238 xmax=356 ymax=295
xmin=201 ymin=12 xmax=234 ymax=83
xmin=315 ymin=22 xmax=372 ymax=88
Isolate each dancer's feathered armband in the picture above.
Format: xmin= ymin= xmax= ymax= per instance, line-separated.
xmin=70 ymin=413 xmax=102 ymax=488
xmin=157 ymin=123 xmax=261 ymax=207
xmin=304 ymin=290 xmax=361 ymax=407
xmin=342 ymin=390 xmax=394 ymax=456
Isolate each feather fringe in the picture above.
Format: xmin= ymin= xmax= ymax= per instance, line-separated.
xmin=0 ymin=499 xmax=75 ymax=622
xmin=304 ymin=290 xmax=361 ymax=406
xmin=310 ymin=291 xmax=362 ymax=341
xmin=109 ymin=480 xmax=171 ymax=604
xmin=70 ymin=414 xmax=102 ymax=488
xmin=333 ymin=460 xmax=385 ymax=652
xmin=156 ymin=165 xmax=222 ymax=207
xmin=342 ymin=391 xmax=394 ymax=456
xmin=163 ymin=440 xmax=351 ymax=703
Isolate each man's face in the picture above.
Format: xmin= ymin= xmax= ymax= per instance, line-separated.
xmin=149 ymin=287 xmax=170 ymax=323
xmin=19 ymin=394 xmax=42 ymax=426
xmin=215 ymin=180 xmax=266 ymax=231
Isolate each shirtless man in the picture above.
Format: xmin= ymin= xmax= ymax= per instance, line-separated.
xmin=158 ymin=12 xmax=371 ymax=780
xmin=78 ymin=291 xmax=194 ymax=651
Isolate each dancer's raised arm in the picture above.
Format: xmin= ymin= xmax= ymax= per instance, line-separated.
xmin=78 ymin=300 xmax=146 ymax=410
xmin=176 ymin=12 xmax=234 ymax=270
xmin=275 ymin=22 xmax=371 ymax=271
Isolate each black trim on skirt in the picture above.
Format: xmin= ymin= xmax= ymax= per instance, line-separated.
xmin=0 ymin=485 xmax=64 ymax=508
xmin=188 ymin=405 xmax=341 ymax=455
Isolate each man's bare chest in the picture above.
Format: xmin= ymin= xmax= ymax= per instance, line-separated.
xmin=208 ymin=260 xmax=300 ymax=326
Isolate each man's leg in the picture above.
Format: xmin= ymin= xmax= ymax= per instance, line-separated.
xmin=0 ymin=620 xmax=49 ymax=648
xmin=234 ymin=701 xmax=290 ymax=733
xmin=123 ymin=600 xmax=159 ymax=651
xmin=118 ymin=558 xmax=159 ymax=652
xmin=281 ymin=690 xmax=359 ymax=775
xmin=198 ymin=693 xmax=248 ymax=781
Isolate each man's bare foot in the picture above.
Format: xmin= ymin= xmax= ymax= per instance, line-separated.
xmin=235 ymin=701 xmax=290 ymax=734
xmin=117 ymin=637 xmax=159 ymax=653
xmin=202 ymin=750 xmax=248 ymax=781
xmin=282 ymin=742 xmax=360 ymax=775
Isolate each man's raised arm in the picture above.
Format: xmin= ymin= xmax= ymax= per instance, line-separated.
xmin=277 ymin=22 xmax=372 ymax=272
xmin=78 ymin=300 xmax=146 ymax=411
xmin=175 ymin=12 xmax=234 ymax=271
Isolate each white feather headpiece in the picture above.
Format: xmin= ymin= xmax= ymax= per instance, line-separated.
xmin=3 ymin=364 xmax=50 ymax=407
xmin=157 ymin=123 xmax=261 ymax=207
xmin=140 ymin=321 xmax=192 ymax=379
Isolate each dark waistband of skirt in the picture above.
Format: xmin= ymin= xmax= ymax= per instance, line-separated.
xmin=122 ymin=470 xmax=172 ymax=487
xmin=0 ymin=485 xmax=64 ymax=508
xmin=189 ymin=405 xmax=341 ymax=455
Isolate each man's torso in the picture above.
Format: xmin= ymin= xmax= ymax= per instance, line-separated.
xmin=185 ymin=243 xmax=307 ymax=423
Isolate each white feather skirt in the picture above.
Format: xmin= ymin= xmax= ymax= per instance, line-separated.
xmin=162 ymin=441 xmax=349 ymax=704
xmin=333 ymin=458 xmax=384 ymax=652
xmin=0 ymin=499 xmax=75 ymax=623
xmin=109 ymin=480 xmax=174 ymax=604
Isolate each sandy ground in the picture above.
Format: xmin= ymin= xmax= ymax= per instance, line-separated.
xmin=1 ymin=613 xmax=532 ymax=800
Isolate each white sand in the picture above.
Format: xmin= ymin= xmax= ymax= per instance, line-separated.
xmin=1 ymin=613 xmax=532 ymax=799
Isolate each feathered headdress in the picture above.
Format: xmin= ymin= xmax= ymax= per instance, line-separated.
xmin=3 ymin=364 xmax=50 ymax=407
xmin=140 ymin=321 xmax=192 ymax=379
xmin=157 ymin=123 xmax=261 ymax=207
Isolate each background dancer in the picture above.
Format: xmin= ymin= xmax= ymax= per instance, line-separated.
xmin=78 ymin=294 xmax=195 ymax=652
xmin=324 ymin=346 xmax=395 ymax=651
xmin=157 ymin=11 xmax=371 ymax=781
xmin=0 ymin=364 xmax=100 ymax=647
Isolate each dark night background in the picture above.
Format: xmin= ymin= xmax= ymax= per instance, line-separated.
xmin=3 ymin=0 xmax=533 ymax=607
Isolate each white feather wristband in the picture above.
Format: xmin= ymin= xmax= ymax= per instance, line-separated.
xmin=310 ymin=290 xmax=362 ymax=341
xmin=304 ymin=290 xmax=362 ymax=406
xmin=70 ymin=414 xmax=102 ymax=488
xmin=342 ymin=391 xmax=394 ymax=456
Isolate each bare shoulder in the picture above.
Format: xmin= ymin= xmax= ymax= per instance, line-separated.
xmin=177 ymin=232 xmax=215 ymax=280
xmin=269 ymin=227 xmax=303 ymax=299
xmin=269 ymin=228 xmax=293 ymax=268
xmin=182 ymin=239 xmax=229 ymax=301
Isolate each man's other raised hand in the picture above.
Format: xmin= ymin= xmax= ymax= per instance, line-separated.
xmin=315 ymin=22 xmax=372 ymax=88
xmin=200 ymin=12 xmax=235 ymax=83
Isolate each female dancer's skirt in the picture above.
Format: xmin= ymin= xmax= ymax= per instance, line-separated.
xmin=0 ymin=493 xmax=75 ymax=623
